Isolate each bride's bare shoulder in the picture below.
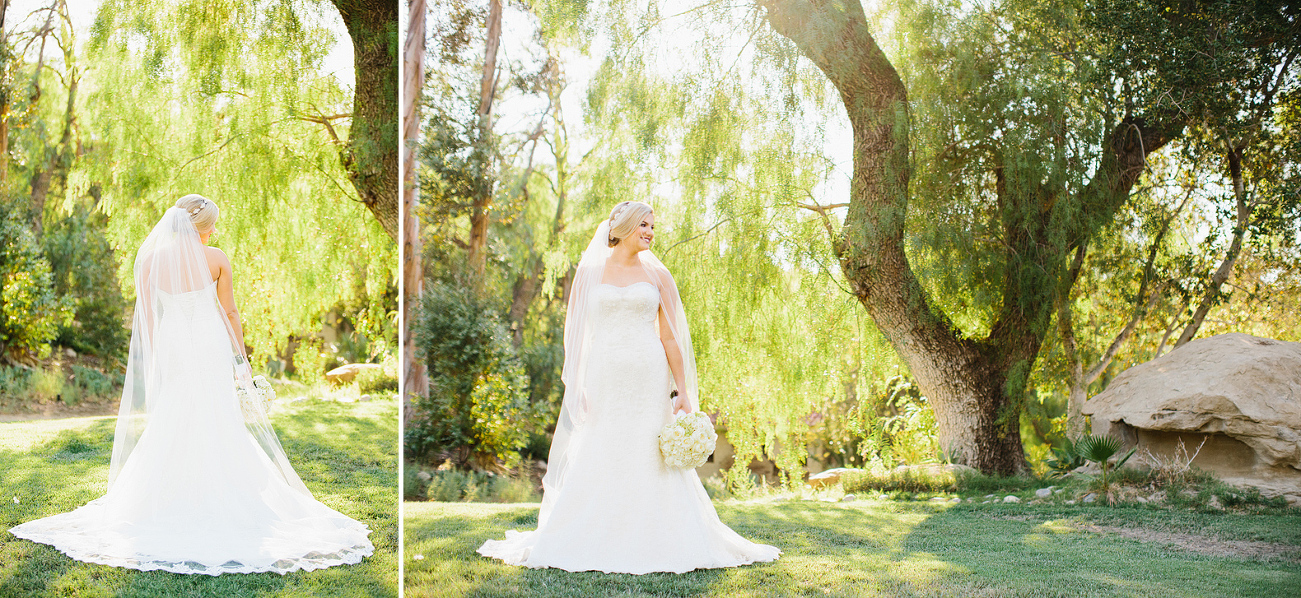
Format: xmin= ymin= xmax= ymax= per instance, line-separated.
xmin=203 ymin=246 xmax=231 ymax=269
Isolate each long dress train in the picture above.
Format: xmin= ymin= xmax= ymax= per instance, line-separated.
xmin=9 ymin=283 xmax=374 ymax=575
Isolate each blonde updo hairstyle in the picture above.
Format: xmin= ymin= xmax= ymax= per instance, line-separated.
xmin=176 ymin=194 xmax=219 ymax=233
xmin=607 ymin=201 xmax=653 ymax=247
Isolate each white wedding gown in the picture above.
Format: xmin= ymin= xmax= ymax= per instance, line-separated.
xmin=478 ymin=282 xmax=780 ymax=574
xmin=9 ymin=283 xmax=374 ymax=575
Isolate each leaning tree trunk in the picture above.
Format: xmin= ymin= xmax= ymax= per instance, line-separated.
xmin=759 ymin=0 xmax=1181 ymax=474
xmin=759 ymin=0 xmax=1027 ymax=473
xmin=331 ymin=0 xmax=398 ymax=241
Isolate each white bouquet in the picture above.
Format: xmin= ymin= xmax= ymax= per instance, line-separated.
xmin=658 ymin=411 xmax=717 ymax=469
xmin=237 ymin=375 xmax=277 ymax=420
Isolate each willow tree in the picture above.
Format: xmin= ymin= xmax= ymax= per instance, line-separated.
xmin=81 ymin=0 xmax=395 ymax=365
xmin=753 ymin=0 xmax=1297 ymax=473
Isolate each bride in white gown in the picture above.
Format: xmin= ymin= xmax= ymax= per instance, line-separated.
xmin=477 ymin=201 xmax=780 ymax=574
xmin=9 ymin=195 xmax=374 ymax=575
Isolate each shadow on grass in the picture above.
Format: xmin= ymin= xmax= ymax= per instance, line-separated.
xmin=0 ymin=402 xmax=398 ymax=598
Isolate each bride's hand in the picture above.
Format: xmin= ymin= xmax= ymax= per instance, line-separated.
xmin=235 ymin=362 xmax=254 ymax=387
xmin=672 ymin=393 xmax=693 ymax=414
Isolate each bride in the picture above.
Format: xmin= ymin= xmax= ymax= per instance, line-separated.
xmin=478 ymin=201 xmax=780 ymax=574
xmin=9 ymin=194 xmax=374 ymax=575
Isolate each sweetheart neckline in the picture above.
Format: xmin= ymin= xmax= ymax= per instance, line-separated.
xmin=597 ymin=281 xmax=656 ymax=290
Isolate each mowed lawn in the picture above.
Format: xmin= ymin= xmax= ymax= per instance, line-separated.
xmin=404 ymin=498 xmax=1301 ymax=598
xmin=0 ymin=397 xmax=399 ymax=598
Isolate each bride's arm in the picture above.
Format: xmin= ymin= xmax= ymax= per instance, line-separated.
xmin=211 ymin=248 xmax=246 ymax=352
xmin=657 ymin=306 xmax=691 ymax=413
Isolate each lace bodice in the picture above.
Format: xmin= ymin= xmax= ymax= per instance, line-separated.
xmin=592 ymin=282 xmax=660 ymax=336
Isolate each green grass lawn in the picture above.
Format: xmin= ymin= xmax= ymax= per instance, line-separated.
xmin=404 ymin=497 xmax=1301 ymax=598
xmin=0 ymin=396 xmax=399 ymax=598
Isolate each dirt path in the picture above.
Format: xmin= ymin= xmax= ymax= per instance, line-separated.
xmin=1076 ymin=522 xmax=1301 ymax=563
xmin=0 ymin=402 xmax=118 ymax=422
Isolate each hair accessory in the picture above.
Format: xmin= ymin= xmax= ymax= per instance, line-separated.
xmin=190 ymin=199 xmax=206 ymax=216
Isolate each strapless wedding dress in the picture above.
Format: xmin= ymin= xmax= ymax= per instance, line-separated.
xmin=477 ymin=281 xmax=780 ymax=574
xmin=9 ymin=283 xmax=374 ymax=575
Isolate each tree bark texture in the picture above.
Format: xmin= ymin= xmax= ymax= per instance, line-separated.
xmin=402 ymin=0 xmax=427 ymax=425
xmin=331 ymin=0 xmax=398 ymax=241
xmin=466 ymin=0 xmax=501 ymax=282
xmin=760 ymin=0 xmax=1182 ymax=474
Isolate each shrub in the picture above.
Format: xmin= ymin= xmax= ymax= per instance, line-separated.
xmin=357 ymin=356 xmax=398 ymax=393
xmin=407 ymin=467 xmax=540 ymax=503
xmin=1045 ymin=436 xmax=1086 ymax=477
xmin=842 ymin=467 xmax=1043 ymax=496
xmin=29 ymin=367 xmax=63 ymax=402
xmin=843 ymin=467 xmax=960 ymax=494
xmin=407 ymin=281 xmax=536 ymax=469
xmin=291 ymin=339 xmax=327 ymax=384
xmin=845 ymin=375 xmax=941 ymax=468
xmin=70 ymin=365 xmax=117 ymax=399
xmin=0 ymin=205 xmax=73 ymax=359
xmin=42 ymin=202 xmax=130 ymax=359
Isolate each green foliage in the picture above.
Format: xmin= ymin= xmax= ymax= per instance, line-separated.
xmin=0 ymin=363 xmax=119 ymax=408
xmin=842 ymin=467 xmax=961 ymax=495
xmin=1077 ymin=433 xmax=1137 ymax=496
xmin=292 ymin=339 xmax=328 ymax=384
xmin=405 ymin=467 xmax=540 ymax=503
xmin=41 ymin=201 xmax=130 ymax=359
xmin=1046 ymin=436 xmax=1087 ymax=478
xmin=356 ymin=357 xmax=398 ymax=394
xmin=844 ymin=376 xmax=941 ymax=469
xmin=0 ymin=204 xmax=73 ymax=359
xmin=81 ymin=0 xmax=396 ymax=366
xmin=407 ymin=282 xmax=536 ymax=468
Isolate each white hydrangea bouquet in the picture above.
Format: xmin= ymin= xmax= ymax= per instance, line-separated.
xmin=237 ymin=375 xmax=276 ymax=420
xmin=659 ymin=411 xmax=717 ymax=469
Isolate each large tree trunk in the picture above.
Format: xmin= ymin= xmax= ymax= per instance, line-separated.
xmin=331 ymin=0 xmax=398 ymax=241
xmin=759 ymin=0 xmax=1180 ymax=474
xmin=1174 ymin=146 xmax=1250 ymax=347
xmin=402 ymin=0 xmax=427 ymax=425
xmin=465 ymin=0 xmax=501 ymax=282
xmin=759 ymin=0 xmax=1024 ymax=473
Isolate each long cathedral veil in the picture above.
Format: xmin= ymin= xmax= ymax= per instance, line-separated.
xmin=108 ymin=205 xmax=309 ymax=495
xmin=539 ymin=214 xmax=700 ymax=528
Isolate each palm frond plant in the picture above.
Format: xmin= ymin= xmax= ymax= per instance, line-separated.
xmin=1076 ymin=434 xmax=1137 ymax=501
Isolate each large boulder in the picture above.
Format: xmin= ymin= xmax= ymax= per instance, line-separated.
xmin=1082 ymin=333 xmax=1301 ymax=501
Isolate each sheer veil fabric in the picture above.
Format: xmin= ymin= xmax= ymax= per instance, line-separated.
xmin=112 ymin=206 xmax=305 ymax=494
xmin=9 ymin=204 xmax=373 ymax=575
